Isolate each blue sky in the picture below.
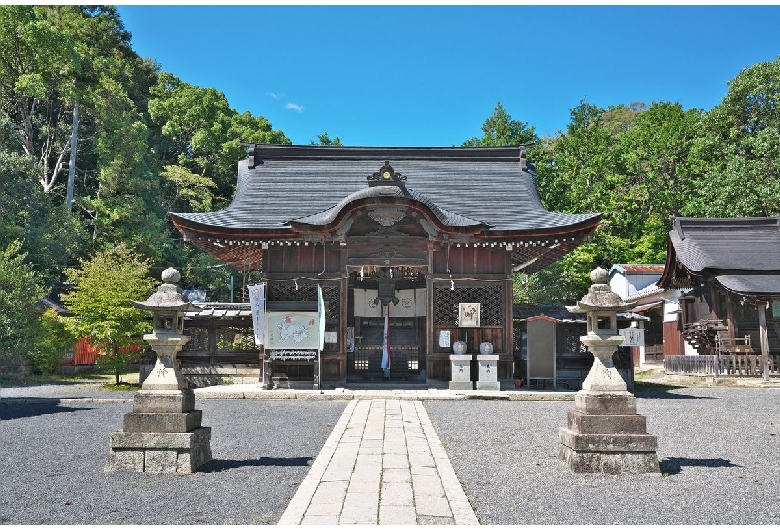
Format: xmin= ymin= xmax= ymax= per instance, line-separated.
xmin=116 ymin=4 xmax=780 ymax=147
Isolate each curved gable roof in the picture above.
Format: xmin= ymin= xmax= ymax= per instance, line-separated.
xmin=288 ymin=184 xmax=486 ymax=229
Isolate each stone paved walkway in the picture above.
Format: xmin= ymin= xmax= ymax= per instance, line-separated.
xmin=277 ymin=399 xmax=479 ymax=525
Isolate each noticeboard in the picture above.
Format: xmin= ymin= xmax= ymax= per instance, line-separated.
xmin=265 ymin=311 xmax=319 ymax=350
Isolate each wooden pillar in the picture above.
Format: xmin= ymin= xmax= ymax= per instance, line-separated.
xmin=505 ymin=249 xmax=514 ymax=380
xmin=725 ymin=293 xmax=736 ymax=338
xmin=426 ymin=243 xmax=435 ymax=382
xmin=709 ymin=284 xmax=721 ymax=321
xmin=758 ymin=302 xmax=770 ymax=381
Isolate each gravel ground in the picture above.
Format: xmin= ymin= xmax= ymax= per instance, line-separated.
xmin=2 ymin=383 xmax=779 ymax=525
xmin=1 ymin=391 xmax=347 ymax=525
xmin=425 ymin=386 xmax=780 ymax=525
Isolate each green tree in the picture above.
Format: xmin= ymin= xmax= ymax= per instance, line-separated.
xmin=149 ymin=73 xmax=290 ymax=211
xmin=617 ymin=101 xmax=702 ymax=262
xmin=513 ymin=246 xmax=597 ymax=305
xmin=61 ymin=244 xmax=156 ymax=384
xmin=0 ymin=5 xmax=79 ymax=194
xmin=463 ymin=101 xmax=538 ymax=147
xmin=31 ymin=309 xmax=74 ymax=375
xmin=692 ymin=56 xmax=780 ymax=217
xmin=0 ymin=6 xmax=160 ymax=276
xmin=310 ymin=131 xmax=342 ymax=146
xmin=0 ymin=241 xmax=44 ymax=368
xmin=0 ymin=114 xmax=89 ymax=283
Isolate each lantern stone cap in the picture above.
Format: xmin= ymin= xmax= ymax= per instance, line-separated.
xmin=566 ymin=266 xmax=635 ymax=314
xmin=132 ymin=267 xmax=198 ymax=312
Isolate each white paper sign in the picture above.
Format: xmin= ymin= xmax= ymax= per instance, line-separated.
xmin=619 ymin=327 xmax=644 ymax=346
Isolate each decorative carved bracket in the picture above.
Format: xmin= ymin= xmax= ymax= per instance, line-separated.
xmin=367 ymin=160 xmax=407 ymax=187
xmin=367 ymin=207 xmax=406 ymax=227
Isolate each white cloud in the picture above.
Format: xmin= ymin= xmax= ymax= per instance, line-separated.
xmin=285 ymin=102 xmax=304 ymax=112
xmin=267 ymin=92 xmax=284 ymax=100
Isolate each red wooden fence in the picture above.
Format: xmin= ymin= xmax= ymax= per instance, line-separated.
xmin=69 ymin=337 xmax=141 ymax=365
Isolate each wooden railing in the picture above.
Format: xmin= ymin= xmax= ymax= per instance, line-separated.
xmin=665 ymin=355 xmax=779 ymax=376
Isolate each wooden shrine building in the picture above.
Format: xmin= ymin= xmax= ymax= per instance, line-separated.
xmin=170 ymin=145 xmax=600 ymax=384
xmin=659 ymin=216 xmax=780 ymax=376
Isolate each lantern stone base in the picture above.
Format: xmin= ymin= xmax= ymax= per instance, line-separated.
xmin=107 ymin=389 xmax=212 ymax=474
xmin=558 ymin=391 xmax=660 ymax=474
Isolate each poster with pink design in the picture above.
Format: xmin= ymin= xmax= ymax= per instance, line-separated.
xmin=265 ymin=311 xmax=319 ymax=350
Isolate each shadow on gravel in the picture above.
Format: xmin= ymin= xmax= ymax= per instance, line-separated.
xmin=660 ymin=457 xmax=740 ymax=475
xmin=200 ymin=456 xmax=314 ymax=472
xmin=0 ymin=399 xmax=92 ymax=420
xmin=634 ymin=382 xmax=716 ymax=399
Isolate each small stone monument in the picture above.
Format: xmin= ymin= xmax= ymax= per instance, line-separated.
xmin=106 ymin=268 xmax=212 ymax=473
xmin=449 ymin=340 xmax=473 ymax=390
xmin=476 ymin=342 xmax=499 ymax=390
xmin=559 ymin=267 xmax=660 ymax=474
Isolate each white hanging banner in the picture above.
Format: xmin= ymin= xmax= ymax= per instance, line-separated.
xmin=317 ymin=284 xmax=326 ymax=351
xmin=247 ymin=283 xmax=266 ymax=346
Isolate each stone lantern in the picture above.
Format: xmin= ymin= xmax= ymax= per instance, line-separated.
xmin=559 ymin=267 xmax=660 ymax=474
xmin=106 ymin=268 xmax=212 ymax=473
xmin=133 ymin=267 xmax=192 ymax=391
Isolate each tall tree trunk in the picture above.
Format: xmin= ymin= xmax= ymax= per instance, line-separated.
xmin=113 ymin=342 xmax=120 ymax=385
xmin=66 ymin=100 xmax=79 ymax=215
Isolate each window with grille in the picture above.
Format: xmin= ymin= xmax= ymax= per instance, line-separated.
xmin=433 ymin=284 xmax=504 ymax=326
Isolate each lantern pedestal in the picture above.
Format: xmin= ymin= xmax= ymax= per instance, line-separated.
xmin=107 ymin=388 xmax=212 ymax=474
xmin=107 ymin=268 xmax=212 ymax=474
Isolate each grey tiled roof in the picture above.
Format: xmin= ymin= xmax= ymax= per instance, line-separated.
xmin=664 ymin=216 xmax=780 ymax=297
xmin=669 ymin=217 xmax=780 ymax=273
xmin=170 ymin=145 xmax=599 ymax=233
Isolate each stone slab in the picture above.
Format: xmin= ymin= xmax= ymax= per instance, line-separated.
xmin=122 ymin=410 xmax=202 ymax=433
xmin=559 ymin=443 xmax=660 ymax=474
xmin=105 ymin=448 xmax=144 ymax=472
xmin=559 ymin=427 xmax=658 ymax=453
xmin=567 ymin=410 xmax=648 ymax=434
xmin=109 ymin=426 xmax=211 ymax=450
xmin=575 ymin=391 xmax=637 ymax=415
xmin=448 ymin=381 xmax=474 ymax=390
xmin=107 ymin=427 xmax=212 ymax=473
xmin=476 ymin=381 xmax=500 ymax=390
xmin=144 ymin=449 xmax=178 ymax=473
xmin=132 ymin=389 xmax=195 ymax=413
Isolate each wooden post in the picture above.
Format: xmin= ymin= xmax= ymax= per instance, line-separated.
xmin=758 ymin=302 xmax=770 ymax=382
xmin=725 ymin=293 xmax=736 ymax=339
